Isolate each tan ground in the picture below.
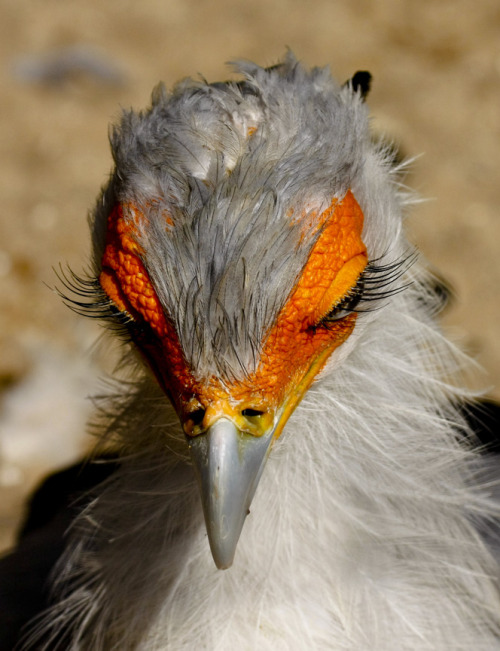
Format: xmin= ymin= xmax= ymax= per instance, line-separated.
xmin=1 ymin=0 xmax=500 ymax=551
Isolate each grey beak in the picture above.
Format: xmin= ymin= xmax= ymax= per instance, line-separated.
xmin=188 ymin=418 xmax=274 ymax=569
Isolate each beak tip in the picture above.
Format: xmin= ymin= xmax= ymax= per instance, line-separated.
xmin=214 ymin=557 xmax=234 ymax=571
xmin=206 ymin=512 xmax=244 ymax=570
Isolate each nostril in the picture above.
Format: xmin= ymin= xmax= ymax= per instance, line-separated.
xmin=189 ymin=408 xmax=206 ymax=426
xmin=241 ymin=408 xmax=265 ymax=418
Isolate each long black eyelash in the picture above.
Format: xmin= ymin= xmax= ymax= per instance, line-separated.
xmin=357 ymin=250 xmax=417 ymax=308
xmin=318 ymin=251 xmax=417 ymax=328
xmin=53 ymin=265 xmax=133 ymax=338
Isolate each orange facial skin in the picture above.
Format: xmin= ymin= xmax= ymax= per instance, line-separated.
xmin=99 ymin=191 xmax=367 ymax=438
xmin=100 ymin=204 xmax=198 ymax=399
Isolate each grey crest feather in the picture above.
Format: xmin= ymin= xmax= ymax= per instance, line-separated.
xmin=93 ymin=53 xmax=391 ymax=380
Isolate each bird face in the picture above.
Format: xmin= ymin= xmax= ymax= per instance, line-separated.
xmin=87 ymin=56 xmax=376 ymax=567
xmin=99 ymin=188 xmax=367 ymax=567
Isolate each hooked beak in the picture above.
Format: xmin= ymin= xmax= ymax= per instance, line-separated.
xmin=187 ymin=418 xmax=274 ymax=569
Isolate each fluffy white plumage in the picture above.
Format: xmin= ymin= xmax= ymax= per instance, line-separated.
xmin=20 ymin=54 xmax=500 ymax=649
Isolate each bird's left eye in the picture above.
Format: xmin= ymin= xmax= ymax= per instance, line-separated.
xmin=319 ymin=276 xmax=364 ymax=325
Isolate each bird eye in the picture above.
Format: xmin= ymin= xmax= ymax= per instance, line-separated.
xmin=319 ymin=276 xmax=365 ymax=326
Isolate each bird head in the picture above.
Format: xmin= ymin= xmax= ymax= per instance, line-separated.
xmin=82 ymin=55 xmax=399 ymax=568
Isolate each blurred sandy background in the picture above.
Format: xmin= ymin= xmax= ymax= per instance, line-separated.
xmin=1 ymin=0 xmax=499 ymax=551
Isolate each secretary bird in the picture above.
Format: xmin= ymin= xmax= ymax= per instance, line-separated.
xmin=2 ymin=53 xmax=500 ymax=650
